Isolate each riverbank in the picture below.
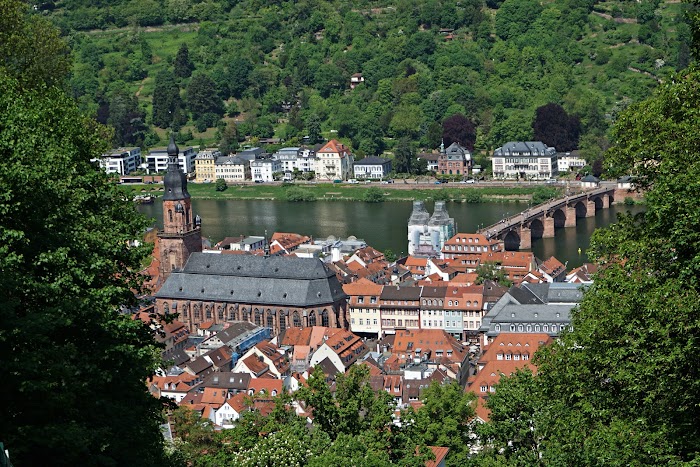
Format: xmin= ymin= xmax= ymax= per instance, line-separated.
xmin=121 ymin=182 xmax=558 ymax=203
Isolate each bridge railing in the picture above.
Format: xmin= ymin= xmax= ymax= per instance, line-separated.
xmin=478 ymin=186 xmax=615 ymax=235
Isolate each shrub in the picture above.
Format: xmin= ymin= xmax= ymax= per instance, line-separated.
xmin=285 ymin=187 xmax=317 ymax=202
xmin=363 ymin=187 xmax=385 ymax=203
xmin=215 ymin=178 xmax=227 ymax=191
xmin=463 ymin=190 xmax=483 ymax=203
xmin=624 ymin=196 xmax=635 ymax=205
xmin=432 ymin=189 xmax=451 ymax=201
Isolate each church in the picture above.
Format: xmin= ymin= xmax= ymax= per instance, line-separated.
xmin=153 ymin=137 xmax=347 ymax=335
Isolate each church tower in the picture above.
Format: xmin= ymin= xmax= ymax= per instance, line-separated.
xmin=158 ymin=135 xmax=202 ymax=281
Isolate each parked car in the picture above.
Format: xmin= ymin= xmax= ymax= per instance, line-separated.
xmin=333 ymin=179 xmax=342 ymax=183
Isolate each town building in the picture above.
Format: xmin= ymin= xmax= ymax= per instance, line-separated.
xmin=437 ymin=141 xmax=472 ymax=176
xmin=478 ymin=282 xmax=586 ymax=346
xmin=308 ymin=329 xmax=367 ymax=374
xmin=215 ymin=155 xmax=250 ymax=183
xmin=316 ymin=139 xmax=354 ymax=181
xmin=350 ymin=73 xmax=365 ymax=89
xmin=467 ymin=332 xmax=552 ymax=419
xmin=146 ymin=145 xmax=197 ymax=174
xmin=441 ymin=233 xmax=503 ymax=260
xmin=154 ymin=253 xmax=348 ymax=336
xmin=250 ymin=157 xmax=281 ymax=182
xmin=557 ymin=151 xmax=587 ymax=172
xmin=417 ymin=153 xmax=439 ymax=172
xmin=353 ymin=156 xmax=392 ymax=180
xmin=380 ymin=285 xmax=421 ymax=334
xmin=93 ymin=147 xmax=141 ymax=175
xmin=344 ymin=278 xmax=383 ymax=337
xmin=194 ymin=149 xmax=220 ymax=183
xmin=492 ymin=141 xmax=558 ymax=180
xmin=215 ymin=236 xmax=266 ymax=252
xmin=407 ymin=201 xmax=456 ymax=257
xmin=157 ymin=136 xmax=203 ymax=283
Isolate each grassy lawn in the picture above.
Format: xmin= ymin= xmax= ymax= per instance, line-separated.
xmin=120 ymin=182 xmax=557 ymax=202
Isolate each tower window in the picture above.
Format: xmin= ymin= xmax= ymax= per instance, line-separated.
xmin=168 ymin=209 xmax=173 ymax=222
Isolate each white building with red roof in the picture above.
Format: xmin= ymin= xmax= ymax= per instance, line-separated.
xmin=315 ymin=139 xmax=354 ymax=181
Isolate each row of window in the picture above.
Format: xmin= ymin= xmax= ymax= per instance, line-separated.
xmin=445 ymin=244 xmax=488 ymax=252
xmin=494 ymin=323 xmax=572 ymax=333
xmin=496 ymin=353 xmax=529 ymax=361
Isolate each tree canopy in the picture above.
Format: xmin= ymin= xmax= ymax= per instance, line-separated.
xmin=474 ymin=65 xmax=700 ymax=465
xmin=0 ymin=2 xmax=169 ymax=464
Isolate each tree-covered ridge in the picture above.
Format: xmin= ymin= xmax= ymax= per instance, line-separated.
xmin=51 ymin=0 xmax=689 ymax=164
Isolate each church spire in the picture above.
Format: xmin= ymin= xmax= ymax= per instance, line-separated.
xmin=163 ymin=134 xmax=190 ymax=201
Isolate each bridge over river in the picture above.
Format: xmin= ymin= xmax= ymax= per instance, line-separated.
xmin=478 ymin=186 xmax=617 ymax=250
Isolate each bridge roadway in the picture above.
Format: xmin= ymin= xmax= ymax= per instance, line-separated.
xmin=477 ymin=186 xmax=617 ymax=250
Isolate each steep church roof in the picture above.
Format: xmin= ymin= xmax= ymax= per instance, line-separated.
xmin=155 ymin=253 xmax=346 ymax=306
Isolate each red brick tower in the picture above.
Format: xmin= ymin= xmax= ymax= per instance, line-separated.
xmin=158 ymin=135 xmax=202 ymax=281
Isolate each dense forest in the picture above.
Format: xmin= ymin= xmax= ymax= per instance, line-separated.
xmin=39 ymin=0 xmax=691 ymax=169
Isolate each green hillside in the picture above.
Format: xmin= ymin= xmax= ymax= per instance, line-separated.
xmin=43 ymin=0 xmax=690 ymax=164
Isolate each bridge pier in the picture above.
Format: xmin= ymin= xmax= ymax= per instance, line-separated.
xmin=586 ymin=200 xmax=596 ymax=217
xmin=602 ymin=196 xmax=610 ymax=209
xmin=565 ymin=205 xmax=577 ymax=227
xmin=543 ymin=216 xmax=555 ymax=238
xmin=519 ymin=226 xmax=531 ymax=250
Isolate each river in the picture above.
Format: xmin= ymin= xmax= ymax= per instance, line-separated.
xmin=138 ymin=199 xmax=643 ymax=269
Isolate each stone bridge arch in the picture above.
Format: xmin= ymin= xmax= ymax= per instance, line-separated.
xmin=504 ymin=230 xmax=521 ymax=251
xmin=528 ymin=218 xmax=544 ymax=241
xmin=592 ymin=196 xmax=604 ymax=212
xmin=553 ymin=208 xmax=566 ymax=229
xmin=573 ymin=201 xmax=588 ymax=218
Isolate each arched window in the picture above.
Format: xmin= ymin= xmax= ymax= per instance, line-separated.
xmin=163 ymin=303 xmax=169 ymax=314
xmin=242 ymin=308 xmax=249 ymax=321
xmin=194 ymin=304 xmax=200 ymax=319
xmin=267 ymin=313 xmax=274 ymax=329
xmin=254 ymin=311 xmax=262 ymax=326
xmin=168 ymin=209 xmax=173 ymax=222
xmin=279 ymin=313 xmax=287 ymax=333
xmin=321 ymin=309 xmax=329 ymax=327
xmin=205 ymin=305 xmax=212 ymax=320
xmin=293 ymin=311 xmax=301 ymax=327
xmin=217 ymin=306 xmax=224 ymax=320
xmin=308 ymin=311 xmax=317 ymax=327
xmin=229 ymin=306 xmax=237 ymax=321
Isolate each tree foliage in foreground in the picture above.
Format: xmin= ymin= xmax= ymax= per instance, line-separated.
xmin=0 ymin=2 xmax=169 ymax=464
xmin=474 ymin=66 xmax=700 ymax=466
xmin=0 ymin=72 xmax=169 ymax=466
xmin=173 ymin=366 xmax=478 ymax=466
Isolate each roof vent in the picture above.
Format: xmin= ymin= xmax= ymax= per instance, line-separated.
xmin=230 ymin=290 xmax=234 ymax=295
xmin=179 ymin=287 xmax=183 ymax=292
xmin=201 ymin=288 xmax=205 ymax=293
xmin=257 ymin=291 xmax=262 ymax=297
xmin=283 ymin=293 xmax=287 ymax=298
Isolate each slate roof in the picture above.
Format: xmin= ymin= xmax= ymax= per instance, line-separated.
xmin=155 ymin=253 xmax=346 ymax=306
xmin=201 ymin=372 xmax=251 ymax=391
xmin=494 ymin=141 xmax=556 ymax=157
xmin=381 ymin=285 xmax=422 ymax=301
xmin=353 ymin=156 xmax=390 ymax=165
